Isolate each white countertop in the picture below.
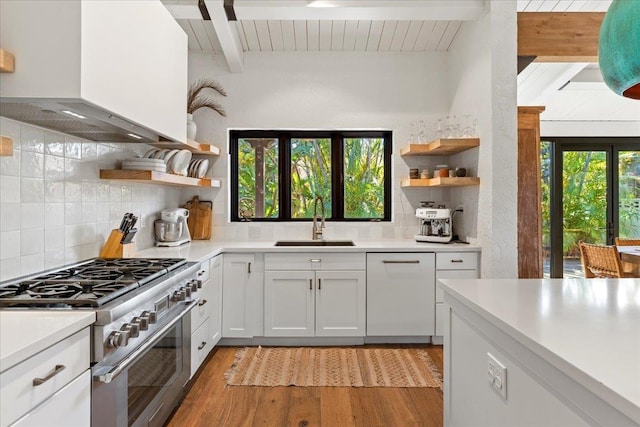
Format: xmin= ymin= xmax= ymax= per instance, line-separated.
xmin=135 ymin=239 xmax=481 ymax=263
xmin=0 ymin=311 xmax=95 ymax=373
xmin=438 ymin=278 xmax=640 ymax=422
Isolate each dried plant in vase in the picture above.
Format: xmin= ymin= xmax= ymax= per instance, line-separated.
xmin=186 ymin=79 xmax=228 ymax=140
xmin=187 ymin=79 xmax=227 ymax=116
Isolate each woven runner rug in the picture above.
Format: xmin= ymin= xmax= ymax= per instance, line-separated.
xmin=225 ymin=347 xmax=442 ymax=388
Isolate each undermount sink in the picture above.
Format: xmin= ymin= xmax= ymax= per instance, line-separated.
xmin=274 ymin=240 xmax=356 ymax=247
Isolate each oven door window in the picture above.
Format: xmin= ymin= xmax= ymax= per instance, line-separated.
xmin=127 ymin=321 xmax=183 ymax=426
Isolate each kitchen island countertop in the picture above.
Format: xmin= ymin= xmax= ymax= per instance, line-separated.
xmin=135 ymin=239 xmax=481 ymax=263
xmin=439 ymin=277 xmax=640 ymax=424
xmin=0 ymin=311 xmax=95 ymax=373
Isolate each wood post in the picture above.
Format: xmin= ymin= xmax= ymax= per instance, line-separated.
xmin=518 ymin=106 xmax=545 ymax=278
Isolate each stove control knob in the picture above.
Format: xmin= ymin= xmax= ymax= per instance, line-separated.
xmin=183 ymin=286 xmax=192 ymax=298
xmin=190 ymin=280 xmax=199 ymax=292
xmin=132 ymin=316 xmax=148 ymax=331
xmin=108 ymin=330 xmax=129 ymax=348
xmin=195 ymin=279 xmax=203 ymax=289
xmin=121 ymin=323 xmax=138 ymax=339
xmin=172 ymin=289 xmax=186 ymax=301
xmin=142 ymin=310 xmax=157 ymax=324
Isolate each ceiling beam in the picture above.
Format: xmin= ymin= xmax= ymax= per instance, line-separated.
xmin=233 ymin=0 xmax=485 ymax=21
xmin=204 ymin=0 xmax=244 ymax=72
xmin=162 ymin=0 xmax=203 ymax=20
xmin=517 ymin=12 xmax=605 ymax=62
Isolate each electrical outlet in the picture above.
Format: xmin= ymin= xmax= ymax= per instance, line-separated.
xmin=487 ymin=353 xmax=507 ymax=400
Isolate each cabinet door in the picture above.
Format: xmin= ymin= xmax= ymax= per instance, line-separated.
xmin=366 ymin=253 xmax=436 ymax=336
xmin=209 ymin=254 xmax=223 ymax=346
xmin=264 ymin=271 xmax=315 ymax=337
xmin=11 ymin=370 xmax=90 ymax=427
xmin=315 ymin=271 xmax=366 ymax=337
xmin=190 ymin=317 xmax=212 ymax=378
xmin=222 ymin=254 xmax=257 ymax=338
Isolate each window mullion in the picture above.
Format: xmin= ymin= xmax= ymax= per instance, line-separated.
xmin=280 ymin=134 xmax=291 ymax=220
xmin=332 ymin=134 xmax=343 ymax=221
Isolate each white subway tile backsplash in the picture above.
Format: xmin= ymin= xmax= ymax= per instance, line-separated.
xmin=45 ymin=180 xmax=65 ymax=203
xmin=64 ymin=158 xmax=82 ymax=180
xmin=82 ymin=142 xmax=97 ymax=161
xmin=110 ymin=184 xmax=122 ymax=202
xmin=81 ymin=182 xmax=97 ymax=202
xmin=21 ymin=204 xmax=44 ymax=229
xmin=0 ymin=257 xmax=21 ymax=281
xmin=65 ymin=181 xmax=82 ymax=202
xmin=44 ymin=250 xmax=65 ymax=270
xmin=0 ymin=204 xmax=21 ymax=231
xmin=65 ymin=224 xmax=84 ymax=247
xmin=81 ymin=223 xmax=96 ymax=245
xmin=64 ymin=138 xmax=82 ymax=159
xmin=21 ymin=178 xmax=44 ymax=203
xmin=21 ymin=253 xmax=45 ymax=276
xmin=21 ymin=126 xmax=45 ymax=153
xmin=0 ymin=149 xmax=21 ymax=176
xmin=21 ymin=151 xmax=44 ymax=178
xmin=96 ymin=183 xmax=110 ymax=202
xmin=81 ymin=203 xmax=97 ymax=224
xmin=0 ymin=230 xmax=21 ymax=260
xmin=65 ymin=202 xmax=82 ymax=225
xmin=44 ymin=203 xmax=65 ymax=227
xmin=96 ymin=202 xmax=110 ymax=222
xmin=21 ymin=228 xmax=44 ymax=255
xmin=45 ymin=227 xmax=65 ymax=251
xmin=44 ymin=154 xmax=66 ymax=180
xmin=45 ymin=131 xmax=65 ymax=156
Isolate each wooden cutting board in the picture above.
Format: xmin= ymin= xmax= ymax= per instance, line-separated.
xmin=184 ymin=196 xmax=212 ymax=240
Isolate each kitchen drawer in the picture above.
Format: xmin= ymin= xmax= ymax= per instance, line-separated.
xmin=1 ymin=328 xmax=90 ymax=427
xmin=196 ymin=260 xmax=210 ymax=282
xmin=190 ymin=317 xmax=212 ymax=378
xmin=435 ymin=269 xmax=479 ymax=302
xmin=436 ymin=252 xmax=478 ymax=270
xmin=190 ymin=283 xmax=213 ymax=335
xmin=11 ymin=370 xmax=90 ymax=427
xmin=265 ymin=253 xmax=365 ymax=271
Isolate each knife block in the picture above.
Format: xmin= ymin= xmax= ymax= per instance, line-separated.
xmin=99 ymin=229 xmax=135 ymax=258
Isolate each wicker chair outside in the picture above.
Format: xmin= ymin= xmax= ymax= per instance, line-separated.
xmin=614 ymin=237 xmax=640 ymax=246
xmin=578 ymin=241 xmax=629 ymax=278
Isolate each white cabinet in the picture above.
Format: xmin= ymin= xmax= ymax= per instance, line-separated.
xmin=366 ymin=253 xmax=436 ymax=336
xmin=435 ymin=252 xmax=479 ymax=336
xmin=190 ymin=254 xmax=224 ymax=377
xmin=1 ymin=328 xmax=90 ymax=427
xmin=222 ymin=254 xmax=262 ymax=338
xmin=0 ymin=0 xmax=187 ymax=142
xmin=264 ymin=253 xmax=366 ymax=338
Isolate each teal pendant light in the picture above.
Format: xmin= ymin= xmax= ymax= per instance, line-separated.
xmin=598 ymin=0 xmax=640 ymax=99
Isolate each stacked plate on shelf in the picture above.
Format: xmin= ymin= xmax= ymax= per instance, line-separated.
xmin=187 ymin=159 xmax=210 ymax=179
xmin=142 ymin=148 xmax=192 ymax=176
xmin=121 ymin=158 xmax=167 ymax=172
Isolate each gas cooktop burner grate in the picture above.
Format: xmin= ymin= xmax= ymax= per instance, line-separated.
xmin=0 ymin=258 xmax=187 ymax=308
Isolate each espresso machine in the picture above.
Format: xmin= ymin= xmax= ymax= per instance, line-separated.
xmin=415 ymin=205 xmax=453 ymax=243
xmin=154 ymin=208 xmax=192 ymax=247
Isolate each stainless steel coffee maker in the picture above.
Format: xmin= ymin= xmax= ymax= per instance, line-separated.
xmin=415 ymin=204 xmax=453 ymax=243
xmin=154 ymin=208 xmax=191 ymax=247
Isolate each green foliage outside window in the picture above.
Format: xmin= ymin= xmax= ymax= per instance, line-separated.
xmin=344 ymin=138 xmax=385 ymax=218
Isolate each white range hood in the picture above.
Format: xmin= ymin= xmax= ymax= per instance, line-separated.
xmin=0 ymin=0 xmax=188 ymax=144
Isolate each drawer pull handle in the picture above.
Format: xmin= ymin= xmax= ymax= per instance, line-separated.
xmin=318 ymin=278 xmax=321 ymax=290
xmin=382 ymin=260 xmax=420 ymax=264
xmin=198 ymin=270 xmax=206 ymax=276
xmin=451 ymin=259 xmax=464 ymax=263
xmin=309 ymin=279 xmax=313 ymax=290
xmin=248 ymin=262 xmax=252 ymax=274
xmin=198 ymin=299 xmax=208 ymax=306
xmin=310 ymin=259 xmax=321 ymax=263
xmin=33 ymin=364 xmax=66 ymax=386
xmin=198 ymin=341 xmax=207 ymax=350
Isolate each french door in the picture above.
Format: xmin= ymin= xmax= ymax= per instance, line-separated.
xmin=546 ymin=138 xmax=640 ymax=278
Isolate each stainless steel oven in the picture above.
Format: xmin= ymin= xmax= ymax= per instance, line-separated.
xmin=92 ymin=300 xmax=194 ymax=427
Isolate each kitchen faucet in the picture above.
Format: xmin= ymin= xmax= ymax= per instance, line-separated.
xmin=312 ymin=195 xmax=325 ymax=240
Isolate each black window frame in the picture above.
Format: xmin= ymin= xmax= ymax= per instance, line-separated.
xmin=230 ymin=129 xmax=392 ymax=222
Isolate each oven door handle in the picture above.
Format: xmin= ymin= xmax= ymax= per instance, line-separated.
xmin=93 ymin=299 xmax=197 ymax=384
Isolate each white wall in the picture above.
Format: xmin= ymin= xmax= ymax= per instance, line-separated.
xmin=187 ymin=51 xmax=470 ymax=242
xmin=447 ymin=1 xmax=518 ymax=278
xmin=0 ymin=117 xmax=181 ymax=281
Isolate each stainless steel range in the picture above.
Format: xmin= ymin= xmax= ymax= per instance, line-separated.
xmin=0 ymin=257 xmax=202 ymax=427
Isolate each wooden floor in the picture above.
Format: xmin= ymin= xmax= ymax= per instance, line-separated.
xmin=167 ymin=345 xmax=443 ymax=427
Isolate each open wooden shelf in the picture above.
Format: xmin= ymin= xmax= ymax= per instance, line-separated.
xmin=0 ymin=136 xmax=13 ymax=156
xmin=400 ymin=176 xmax=480 ymax=188
xmin=400 ymin=138 xmax=479 ymax=156
xmin=152 ymin=138 xmax=221 ymax=156
xmin=0 ymin=49 xmax=15 ymax=73
xmin=100 ymin=169 xmax=221 ymax=187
